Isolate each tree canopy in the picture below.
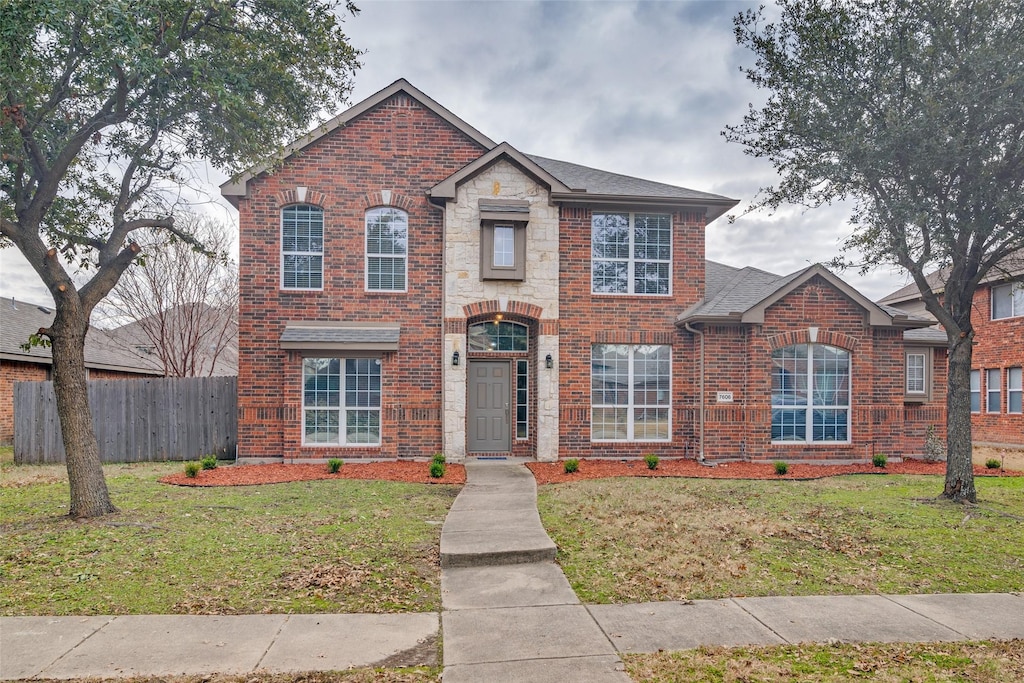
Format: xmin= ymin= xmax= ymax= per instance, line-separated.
xmin=1 ymin=0 xmax=361 ymax=517
xmin=725 ymin=0 xmax=1024 ymax=502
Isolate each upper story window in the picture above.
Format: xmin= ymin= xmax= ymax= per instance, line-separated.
xmin=468 ymin=321 xmax=528 ymax=352
xmin=771 ymin=344 xmax=850 ymax=443
xmin=282 ymin=204 xmax=324 ymax=290
xmin=366 ymin=207 xmax=408 ymax=291
xmin=992 ymin=282 xmax=1024 ymax=319
xmin=592 ymin=212 xmax=672 ymax=295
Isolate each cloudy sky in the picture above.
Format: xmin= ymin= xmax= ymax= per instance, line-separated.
xmin=1 ymin=0 xmax=912 ymax=308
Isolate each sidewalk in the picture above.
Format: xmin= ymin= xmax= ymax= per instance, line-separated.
xmin=3 ymin=460 xmax=1024 ymax=681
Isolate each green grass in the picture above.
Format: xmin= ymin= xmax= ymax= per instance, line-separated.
xmin=623 ymin=641 xmax=1024 ymax=682
xmin=538 ymin=475 xmax=1024 ymax=603
xmin=0 ymin=459 xmax=459 ymax=616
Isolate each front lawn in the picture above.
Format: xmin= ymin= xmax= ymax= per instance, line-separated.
xmin=0 ymin=459 xmax=459 ymax=615
xmin=537 ymin=475 xmax=1024 ymax=603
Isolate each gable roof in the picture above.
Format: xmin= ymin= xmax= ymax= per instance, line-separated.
xmin=0 ymin=298 xmax=163 ymax=374
xmin=429 ymin=142 xmax=572 ymax=200
xmin=678 ymin=263 xmax=932 ymax=329
xmin=221 ymin=79 xmax=496 ymax=205
xmin=879 ymin=250 xmax=1024 ymax=305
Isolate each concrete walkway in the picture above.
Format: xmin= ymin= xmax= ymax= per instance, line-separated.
xmin=3 ymin=459 xmax=1024 ymax=681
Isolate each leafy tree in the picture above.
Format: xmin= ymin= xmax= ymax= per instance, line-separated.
xmin=0 ymin=0 xmax=360 ymax=517
xmin=725 ymin=0 xmax=1024 ymax=502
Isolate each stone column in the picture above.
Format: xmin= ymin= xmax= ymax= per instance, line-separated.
xmin=443 ymin=332 xmax=467 ymax=462
xmin=535 ymin=333 xmax=559 ymax=462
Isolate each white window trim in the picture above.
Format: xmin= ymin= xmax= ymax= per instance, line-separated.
xmin=301 ymin=358 xmax=382 ymax=447
xmin=970 ymin=369 xmax=981 ymax=413
xmin=992 ymin=282 xmax=1024 ymax=320
xmin=771 ymin=344 xmax=851 ymax=445
xmin=591 ymin=344 xmax=672 ymax=443
xmin=516 ymin=359 xmax=529 ymax=440
xmin=591 ymin=212 xmax=673 ymax=297
xmin=1008 ymin=367 xmax=1023 ymax=414
xmin=281 ymin=205 xmax=324 ymax=291
xmin=364 ymin=207 xmax=409 ymax=293
xmin=906 ymin=351 xmax=927 ymax=395
xmin=986 ymin=368 xmax=1001 ymax=414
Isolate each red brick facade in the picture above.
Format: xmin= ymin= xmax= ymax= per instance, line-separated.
xmin=969 ymin=282 xmax=1023 ymax=446
xmin=229 ymin=81 xmax=943 ymax=463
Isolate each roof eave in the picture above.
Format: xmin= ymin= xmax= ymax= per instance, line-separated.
xmin=429 ymin=142 xmax=572 ymax=201
xmin=551 ymin=193 xmax=739 ymax=222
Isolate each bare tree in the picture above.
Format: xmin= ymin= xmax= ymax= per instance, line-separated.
xmin=102 ymin=214 xmax=238 ymax=377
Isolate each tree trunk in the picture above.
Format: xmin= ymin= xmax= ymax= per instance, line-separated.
xmin=50 ymin=313 xmax=117 ymax=518
xmin=943 ymin=334 xmax=977 ymax=503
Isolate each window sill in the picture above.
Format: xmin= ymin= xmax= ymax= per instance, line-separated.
xmin=904 ymin=394 xmax=929 ymax=404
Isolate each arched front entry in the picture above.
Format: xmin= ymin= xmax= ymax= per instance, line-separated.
xmin=465 ymin=319 xmax=532 ymax=453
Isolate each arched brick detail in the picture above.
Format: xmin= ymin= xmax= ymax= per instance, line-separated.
xmin=462 ymin=300 xmax=544 ymax=320
xmin=361 ymin=191 xmax=417 ymax=211
xmin=275 ymin=188 xmax=328 ymax=208
xmin=767 ymin=329 xmax=859 ymax=351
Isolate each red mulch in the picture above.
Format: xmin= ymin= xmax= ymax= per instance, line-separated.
xmin=159 ymin=458 xmax=1021 ymax=488
xmin=526 ymin=458 xmax=1023 ymax=485
xmin=160 ymin=461 xmax=466 ymax=487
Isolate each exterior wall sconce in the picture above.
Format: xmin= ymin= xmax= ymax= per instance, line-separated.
xmin=545 ymin=354 xmax=554 ymax=369
xmin=452 ymin=350 xmax=460 ymax=367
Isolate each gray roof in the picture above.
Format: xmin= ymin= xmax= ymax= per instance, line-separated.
xmin=879 ymin=250 xmax=1024 ymax=304
xmin=280 ymin=323 xmax=400 ymax=351
xmin=526 ymin=154 xmax=734 ymax=203
xmin=904 ymin=326 xmax=949 ymax=345
xmin=0 ymin=298 xmax=163 ymax=374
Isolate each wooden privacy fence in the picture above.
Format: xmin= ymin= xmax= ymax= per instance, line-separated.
xmin=14 ymin=376 xmax=237 ymax=464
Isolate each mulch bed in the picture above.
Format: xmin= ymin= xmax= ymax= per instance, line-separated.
xmin=527 ymin=458 xmax=1022 ymax=485
xmin=158 ymin=458 xmax=1020 ymax=487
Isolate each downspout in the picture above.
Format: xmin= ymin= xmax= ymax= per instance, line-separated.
xmin=684 ymin=322 xmax=707 ymax=464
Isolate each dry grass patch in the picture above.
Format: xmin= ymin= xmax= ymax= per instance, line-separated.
xmin=974 ymin=445 xmax=1024 ymax=471
xmin=537 ymin=476 xmax=1024 ymax=603
xmin=623 ymin=641 xmax=1024 ymax=682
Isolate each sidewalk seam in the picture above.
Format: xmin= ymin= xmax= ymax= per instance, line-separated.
xmin=253 ymin=615 xmax=290 ymax=671
xmin=34 ymin=615 xmax=116 ymax=679
xmin=729 ymin=598 xmax=792 ymax=644
xmin=878 ymin=594 xmax=969 ymax=640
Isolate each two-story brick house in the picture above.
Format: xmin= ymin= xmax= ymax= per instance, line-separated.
xmin=881 ymin=257 xmax=1023 ymax=448
xmin=223 ymin=79 xmax=943 ymax=464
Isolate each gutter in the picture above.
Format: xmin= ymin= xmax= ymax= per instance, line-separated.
xmin=683 ymin=322 xmax=706 ymax=464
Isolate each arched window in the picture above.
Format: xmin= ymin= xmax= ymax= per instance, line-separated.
xmin=366 ymin=207 xmax=408 ymax=291
xmin=282 ymin=204 xmax=324 ymax=289
xmin=771 ymin=344 xmax=850 ymax=443
xmin=467 ymin=321 xmax=528 ymax=352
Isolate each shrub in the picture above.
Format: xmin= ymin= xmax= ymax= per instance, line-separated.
xmin=873 ymin=453 xmax=888 ymax=468
xmin=327 ymin=458 xmax=343 ymax=473
xmin=184 ymin=461 xmax=201 ymax=478
xmin=773 ymin=461 xmax=788 ymax=476
xmin=432 ymin=452 xmax=447 ymax=465
xmin=200 ymin=455 xmax=218 ymax=470
xmin=429 ymin=461 xmax=445 ymax=478
xmin=563 ymin=458 xmax=580 ymax=474
xmin=986 ymin=458 xmax=1001 ymax=470
xmin=644 ymin=453 xmax=660 ymax=470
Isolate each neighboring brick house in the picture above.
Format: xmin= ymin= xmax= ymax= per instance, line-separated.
xmin=222 ymin=79 xmax=941 ymax=464
xmin=0 ymin=298 xmax=164 ymax=444
xmin=880 ymin=257 xmax=1023 ymax=448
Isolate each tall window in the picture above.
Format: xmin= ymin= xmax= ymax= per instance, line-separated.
xmin=282 ymin=205 xmax=324 ymax=289
xmin=366 ymin=207 xmax=408 ymax=291
xmin=1009 ymin=368 xmax=1023 ymax=414
xmin=494 ymin=225 xmax=515 ymax=267
xmin=771 ymin=344 xmax=850 ymax=443
xmin=992 ymin=283 xmax=1024 ymax=319
xmin=592 ymin=212 xmax=672 ymax=295
xmin=302 ymin=358 xmax=381 ymax=446
xmin=591 ymin=344 xmax=671 ymax=441
xmin=516 ymin=359 xmax=529 ymax=439
xmin=970 ymin=369 xmax=981 ymax=413
xmin=906 ymin=352 xmax=926 ymax=394
xmin=987 ymin=368 xmax=1002 ymax=413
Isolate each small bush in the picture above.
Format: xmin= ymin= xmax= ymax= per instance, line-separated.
xmin=200 ymin=455 xmax=218 ymax=470
xmin=327 ymin=458 xmax=343 ymax=473
xmin=873 ymin=453 xmax=888 ymax=468
xmin=644 ymin=453 xmax=660 ymax=470
xmin=986 ymin=458 xmax=1001 ymax=470
xmin=563 ymin=458 xmax=580 ymax=474
xmin=773 ymin=461 xmax=788 ymax=476
xmin=432 ymin=452 xmax=447 ymax=465
xmin=429 ymin=461 xmax=445 ymax=478
xmin=184 ymin=461 xmax=201 ymax=478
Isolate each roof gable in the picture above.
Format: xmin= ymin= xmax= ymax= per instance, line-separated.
xmin=429 ymin=142 xmax=572 ymax=200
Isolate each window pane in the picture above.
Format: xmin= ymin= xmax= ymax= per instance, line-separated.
xmin=812 ymin=345 xmax=849 ymax=407
xmin=633 ymin=261 xmax=669 ymax=295
xmin=993 ymin=285 xmax=1014 ymax=319
xmin=632 ymin=213 xmax=671 ymax=260
xmin=987 ymin=368 xmax=1001 ymax=413
xmin=467 ymin=321 xmax=528 ymax=352
xmin=592 ymin=260 xmax=628 ymax=293
xmin=906 ymin=353 xmax=926 ymax=393
xmin=633 ymin=344 xmax=671 ymax=406
xmin=366 ymin=208 xmax=407 ymax=291
xmin=772 ymin=345 xmax=808 ymax=406
xmin=772 ymin=408 xmax=806 ymax=441
xmin=634 ymin=408 xmax=669 ymax=440
xmin=1009 ymin=368 xmax=1023 ymax=414
xmin=592 ymin=213 xmax=630 ymax=259
xmin=592 ymin=407 xmax=628 ymax=440
xmin=592 ymin=344 xmax=630 ymax=405
xmin=970 ymin=369 xmax=981 ymax=412
xmin=367 ymin=257 xmax=406 ymax=290
xmin=346 ymin=410 xmax=380 ymax=444
xmin=303 ymin=358 xmax=340 ymax=407
xmin=304 ymin=409 xmax=339 ymax=444
xmin=516 ymin=360 xmax=528 ymax=439
xmin=813 ymin=409 xmax=848 ymax=441
xmin=494 ymin=225 xmax=515 ymax=267
xmin=592 ymin=344 xmax=670 ymax=441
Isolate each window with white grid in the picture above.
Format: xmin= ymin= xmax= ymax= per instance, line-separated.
xmin=591 ymin=344 xmax=671 ymax=441
xmin=366 ymin=207 xmax=408 ymax=291
xmin=282 ymin=205 xmax=324 ymax=289
xmin=592 ymin=213 xmax=671 ymax=295
xmin=771 ymin=344 xmax=850 ymax=443
xmin=302 ymin=358 xmax=381 ymax=446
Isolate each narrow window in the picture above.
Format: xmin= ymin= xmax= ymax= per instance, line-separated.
xmin=771 ymin=344 xmax=850 ymax=443
xmin=1008 ymin=367 xmax=1022 ymax=414
xmin=592 ymin=212 xmax=672 ymax=295
xmin=970 ymin=370 xmax=981 ymax=413
xmin=494 ymin=225 xmax=515 ymax=267
xmin=516 ymin=359 xmax=529 ymax=439
xmin=591 ymin=344 xmax=671 ymax=441
xmin=302 ymin=358 xmax=381 ymax=446
xmin=986 ymin=368 xmax=1001 ymax=413
xmin=906 ymin=352 xmax=926 ymax=395
xmin=282 ymin=205 xmax=324 ymax=289
xmin=366 ymin=207 xmax=408 ymax=291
